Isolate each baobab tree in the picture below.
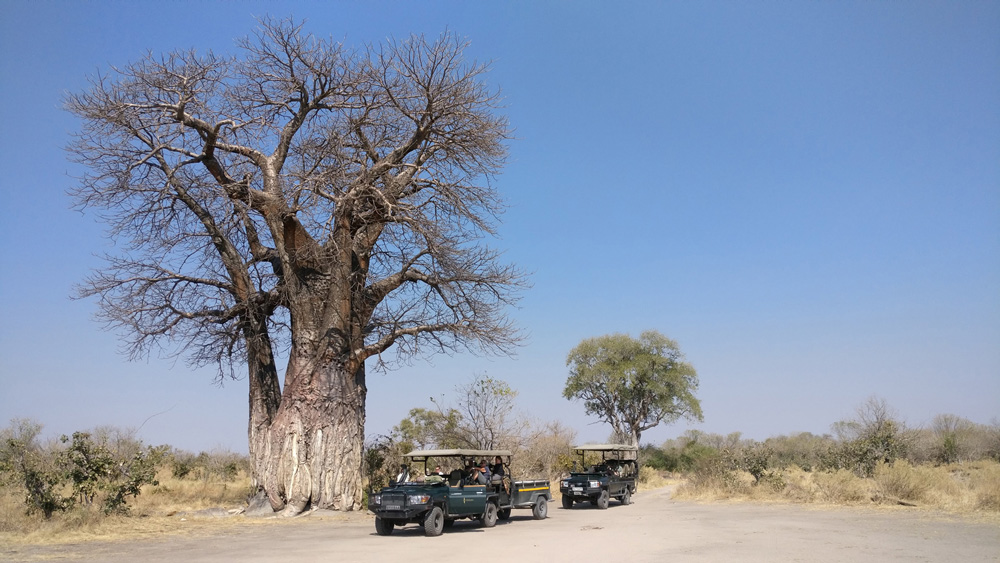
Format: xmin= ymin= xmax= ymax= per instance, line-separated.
xmin=66 ymin=18 xmax=525 ymax=515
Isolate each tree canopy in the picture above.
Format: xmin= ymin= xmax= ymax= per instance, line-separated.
xmin=563 ymin=330 xmax=702 ymax=446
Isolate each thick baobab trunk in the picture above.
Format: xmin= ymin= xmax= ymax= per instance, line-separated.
xmin=250 ymin=352 xmax=367 ymax=515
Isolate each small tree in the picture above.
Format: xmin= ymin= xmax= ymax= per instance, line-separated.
xmin=0 ymin=419 xmax=72 ymax=519
xmin=929 ymin=414 xmax=976 ymax=464
xmin=391 ymin=375 xmax=525 ymax=451
xmin=563 ymin=331 xmax=702 ymax=446
xmin=454 ymin=376 xmax=524 ymax=450
xmin=829 ymin=397 xmax=908 ymax=477
xmin=391 ymin=407 xmax=465 ymax=451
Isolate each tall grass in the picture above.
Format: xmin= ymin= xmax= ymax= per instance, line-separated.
xmin=675 ymin=459 xmax=1000 ymax=517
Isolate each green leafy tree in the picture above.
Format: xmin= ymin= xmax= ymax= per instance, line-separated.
xmin=564 ymin=331 xmax=702 ymax=446
xmin=391 ymin=407 xmax=465 ymax=451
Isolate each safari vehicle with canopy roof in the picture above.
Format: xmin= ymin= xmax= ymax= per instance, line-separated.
xmin=368 ymin=448 xmax=551 ymax=536
xmin=559 ymin=444 xmax=638 ymax=509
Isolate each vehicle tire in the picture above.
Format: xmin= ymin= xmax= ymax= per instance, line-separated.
xmin=423 ymin=507 xmax=445 ymax=537
xmin=481 ymin=502 xmax=498 ymax=528
xmin=622 ymin=488 xmax=632 ymax=505
xmin=374 ymin=517 xmax=394 ymax=536
xmin=531 ymin=497 xmax=548 ymax=520
xmin=498 ymin=507 xmax=512 ymax=521
xmin=562 ymin=495 xmax=573 ymax=509
xmin=596 ymin=490 xmax=609 ymax=510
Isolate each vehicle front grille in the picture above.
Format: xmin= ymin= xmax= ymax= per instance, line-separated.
xmin=382 ymin=493 xmax=405 ymax=512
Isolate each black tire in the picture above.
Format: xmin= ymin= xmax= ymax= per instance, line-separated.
xmin=532 ymin=497 xmax=548 ymax=520
xmin=562 ymin=495 xmax=573 ymax=509
xmin=596 ymin=489 xmax=609 ymax=510
xmin=374 ymin=517 xmax=394 ymax=536
xmin=423 ymin=507 xmax=444 ymax=537
xmin=481 ymin=502 xmax=498 ymax=528
xmin=621 ymin=488 xmax=632 ymax=505
xmin=498 ymin=507 xmax=512 ymax=521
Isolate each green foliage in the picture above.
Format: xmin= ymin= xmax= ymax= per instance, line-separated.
xmin=652 ymin=431 xmax=730 ymax=472
xmin=391 ymin=407 xmax=464 ymax=451
xmin=0 ymin=420 xmax=160 ymax=518
xmin=764 ymin=432 xmax=835 ymax=471
xmin=363 ymin=435 xmax=406 ymax=492
xmin=167 ymin=449 xmax=247 ymax=482
xmin=60 ymin=432 xmax=159 ymax=515
xmin=391 ymin=375 xmax=526 ymax=452
xmin=62 ymin=432 xmax=115 ymax=506
xmin=1 ymin=419 xmax=73 ymax=519
xmin=564 ymin=330 xmax=702 ymax=445
xmin=826 ymin=398 xmax=908 ymax=478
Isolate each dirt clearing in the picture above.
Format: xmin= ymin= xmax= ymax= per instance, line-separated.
xmin=3 ymin=487 xmax=997 ymax=562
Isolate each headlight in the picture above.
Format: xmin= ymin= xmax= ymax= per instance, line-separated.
xmin=589 ymin=481 xmax=600 ymax=488
xmin=373 ymin=494 xmax=381 ymax=505
xmin=561 ymin=480 xmax=569 ymax=488
xmin=407 ymin=494 xmax=431 ymax=504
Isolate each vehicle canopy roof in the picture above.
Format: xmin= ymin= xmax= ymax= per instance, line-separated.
xmin=403 ymin=449 xmax=512 ymax=460
xmin=572 ymin=443 xmax=638 ymax=460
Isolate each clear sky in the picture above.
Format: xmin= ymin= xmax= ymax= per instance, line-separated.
xmin=1 ymin=1 xmax=997 ymax=454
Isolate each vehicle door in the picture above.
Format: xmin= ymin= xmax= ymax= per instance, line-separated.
xmin=448 ymin=482 xmax=488 ymax=516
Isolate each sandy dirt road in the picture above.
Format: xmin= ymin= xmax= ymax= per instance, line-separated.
xmin=4 ymin=487 xmax=998 ymax=562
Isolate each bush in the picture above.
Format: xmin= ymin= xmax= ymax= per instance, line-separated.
xmin=873 ymin=460 xmax=932 ymax=504
xmin=1 ymin=419 xmax=72 ymax=518
xmin=0 ymin=420 xmax=159 ymax=518
xmin=813 ymin=469 xmax=870 ymax=503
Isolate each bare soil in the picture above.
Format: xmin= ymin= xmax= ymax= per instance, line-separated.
xmin=3 ymin=487 xmax=998 ymax=562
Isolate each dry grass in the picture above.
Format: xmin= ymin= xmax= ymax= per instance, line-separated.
xmin=0 ymin=469 xmax=254 ymax=547
xmin=674 ymin=459 xmax=1000 ymax=518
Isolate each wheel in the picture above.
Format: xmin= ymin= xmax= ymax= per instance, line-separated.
xmin=561 ymin=495 xmax=573 ymax=509
xmin=481 ymin=502 xmax=498 ymax=528
xmin=498 ymin=507 xmax=512 ymax=521
xmin=531 ymin=497 xmax=548 ymax=520
xmin=596 ymin=490 xmax=609 ymax=510
xmin=621 ymin=488 xmax=631 ymax=505
xmin=423 ymin=507 xmax=444 ymax=537
xmin=374 ymin=517 xmax=394 ymax=536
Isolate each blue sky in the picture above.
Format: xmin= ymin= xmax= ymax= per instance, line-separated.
xmin=1 ymin=1 xmax=997 ymax=453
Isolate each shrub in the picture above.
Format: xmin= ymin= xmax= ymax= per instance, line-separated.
xmin=813 ymin=469 xmax=870 ymax=503
xmin=873 ymin=460 xmax=932 ymax=504
xmin=1 ymin=420 xmax=73 ymax=519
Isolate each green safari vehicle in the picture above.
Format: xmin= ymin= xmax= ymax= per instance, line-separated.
xmin=368 ymin=449 xmax=552 ymax=536
xmin=559 ymin=444 xmax=638 ymax=509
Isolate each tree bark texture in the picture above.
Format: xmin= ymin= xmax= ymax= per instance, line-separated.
xmin=251 ymin=356 xmax=366 ymax=513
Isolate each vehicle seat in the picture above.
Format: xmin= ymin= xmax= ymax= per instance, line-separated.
xmin=448 ymin=469 xmax=463 ymax=486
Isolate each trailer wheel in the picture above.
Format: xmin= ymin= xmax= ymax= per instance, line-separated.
xmin=532 ymin=497 xmax=548 ymax=520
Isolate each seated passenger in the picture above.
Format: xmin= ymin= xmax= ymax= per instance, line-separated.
xmin=491 ymin=456 xmax=505 ymax=479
